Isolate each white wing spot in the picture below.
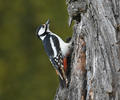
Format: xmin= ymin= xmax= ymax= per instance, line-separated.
xmin=50 ymin=37 xmax=57 ymax=57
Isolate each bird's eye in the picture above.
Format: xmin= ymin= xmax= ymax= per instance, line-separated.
xmin=42 ymin=25 xmax=45 ymax=28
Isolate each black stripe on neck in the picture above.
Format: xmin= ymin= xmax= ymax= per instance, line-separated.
xmin=40 ymin=32 xmax=49 ymax=37
xmin=45 ymin=25 xmax=47 ymax=32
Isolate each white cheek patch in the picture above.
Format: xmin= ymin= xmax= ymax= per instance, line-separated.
xmin=38 ymin=28 xmax=45 ymax=36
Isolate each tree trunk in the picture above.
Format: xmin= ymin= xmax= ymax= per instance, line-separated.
xmin=54 ymin=0 xmax=120 ymax=100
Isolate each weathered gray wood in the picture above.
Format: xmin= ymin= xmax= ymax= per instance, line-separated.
xmin=54 ymin=0 xmax=120 ymax=100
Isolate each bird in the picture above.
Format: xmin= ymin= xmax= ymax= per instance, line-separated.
xmin=36 ymin=19 xmax=72 ymax=87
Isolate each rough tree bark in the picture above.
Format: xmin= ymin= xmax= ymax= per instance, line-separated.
xmin=54 ymin=0 xmax=120 ymax=100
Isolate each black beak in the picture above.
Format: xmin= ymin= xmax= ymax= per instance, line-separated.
xmin=45 ymin=19 xmax=50 ymax=25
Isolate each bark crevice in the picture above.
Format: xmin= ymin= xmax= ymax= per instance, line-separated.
xmin=54 ymin=0 xmax=120 ymax=100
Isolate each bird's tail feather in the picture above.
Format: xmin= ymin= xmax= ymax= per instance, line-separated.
xmin=58 ymin=76 xmax=67 ymax=88
xmin=57 ymin=67 xmax=68 ymax=88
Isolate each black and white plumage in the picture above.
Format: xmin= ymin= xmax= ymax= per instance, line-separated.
xmin=36 ymin=19 xmax=72 ymax=87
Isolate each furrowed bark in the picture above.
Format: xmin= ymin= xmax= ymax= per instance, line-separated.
xmin=54 ymin=0 xmax=120 ymax=100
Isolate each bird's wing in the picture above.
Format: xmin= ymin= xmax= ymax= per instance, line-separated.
xmin=49 ymin=51 xmax=65 ymax=79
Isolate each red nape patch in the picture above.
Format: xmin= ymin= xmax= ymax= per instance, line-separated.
xmin=63 ymin=57 xmax=67 ymax=72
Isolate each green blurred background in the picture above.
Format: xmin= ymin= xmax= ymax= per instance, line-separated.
xmin=0 ymin=0 xmax=72 ymax=100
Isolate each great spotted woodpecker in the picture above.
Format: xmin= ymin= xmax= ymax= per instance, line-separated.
xmin=36 ymin=19 xmax=72 ymax=87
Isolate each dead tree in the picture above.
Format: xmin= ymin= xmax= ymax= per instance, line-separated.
xmin=54 ymin=0 xmax=120 ymax=100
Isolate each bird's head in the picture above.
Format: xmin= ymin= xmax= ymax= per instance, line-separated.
xmin=36 ymin=19 xmax=50 ymax=39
